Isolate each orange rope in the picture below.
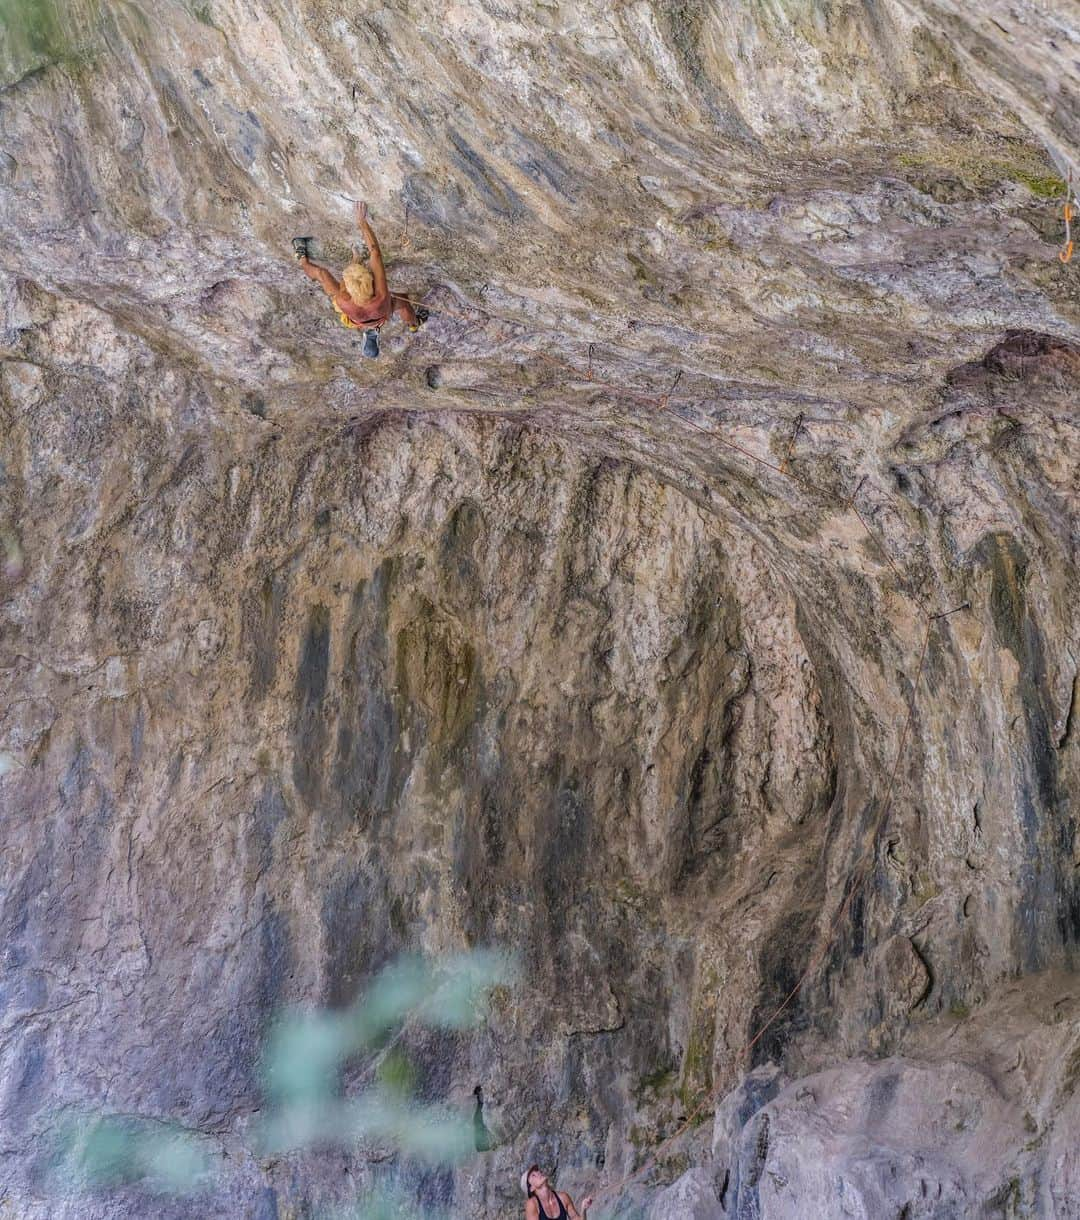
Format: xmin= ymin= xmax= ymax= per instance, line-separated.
xmin=379 ymin=284 xmax=972 ymax=1208
xmin=406 ymin=294 xmax=972 ymax=1208
xmin=578 ymin=414 xmax=963 ymax=1205
xmin=314 ymin=203 xmax=1062 ymax=1203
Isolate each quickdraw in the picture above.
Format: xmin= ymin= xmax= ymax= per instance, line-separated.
xmin=1061 ymin=170 xmax=1076 ymax=265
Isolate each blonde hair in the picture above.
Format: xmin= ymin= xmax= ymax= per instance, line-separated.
xmin=340 ymin=261 xmax=374 ymax=303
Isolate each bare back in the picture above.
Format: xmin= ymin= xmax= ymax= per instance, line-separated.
xmin=334 ymin=285 xmax=392 ymax=327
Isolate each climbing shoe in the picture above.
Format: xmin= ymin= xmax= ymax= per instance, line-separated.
xmin=362 ymin=329 xmax=380 ymax=359
xmin=409 ymin=306 xmax=430 ymax=333
xmin=292 ymin=236 xmax=313 ymax=261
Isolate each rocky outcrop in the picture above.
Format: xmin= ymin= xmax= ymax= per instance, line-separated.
xmin=652 ymin=974 xmax=1080 ymax=1218
xmin=1 ymin=1 xmax=1078 ymax=1217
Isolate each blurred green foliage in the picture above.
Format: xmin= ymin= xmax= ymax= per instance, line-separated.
xmin=325 ymin=1190 xmax=453 ymax=1220
xmin=54 ymin=949 xmax=516 ymax=1215
xmin=377 ymin=1049 xmax=418 ymax=1098
xmin=56 ymin=1113 xmax=215 ymax=1192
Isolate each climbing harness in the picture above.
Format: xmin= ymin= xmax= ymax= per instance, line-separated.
xmin=336 ymin=311 xmax=381 ymax=357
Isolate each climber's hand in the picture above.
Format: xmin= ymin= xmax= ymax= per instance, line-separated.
xmin=356 ymin=200 xmax=369 ymax=223
xmin=581 ymin=1197 xmax=594 ymax=1212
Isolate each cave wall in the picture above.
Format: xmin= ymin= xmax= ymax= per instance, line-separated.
xmin=1 ymin=0 xmax=1079 ymax=1216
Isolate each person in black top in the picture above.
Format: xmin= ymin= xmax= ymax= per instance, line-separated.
xmin=521 ymin=1164 xmax=593 ymax=1220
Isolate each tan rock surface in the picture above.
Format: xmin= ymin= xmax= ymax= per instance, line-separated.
xmin=0 ymin=2 xmax=1078 ymax=1216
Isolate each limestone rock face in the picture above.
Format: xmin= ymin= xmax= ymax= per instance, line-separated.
xmin=1 ymin=1 xmax=1079 ymax=1217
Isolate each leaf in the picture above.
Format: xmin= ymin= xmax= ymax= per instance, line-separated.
xmin=263 ymin=1011 xmax=351 ymax=1104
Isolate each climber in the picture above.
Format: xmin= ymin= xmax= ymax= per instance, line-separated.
xmin=522 ymin=1165 xmax=593 ymax=1220
xmin=292 ymin=201 xmax=427 ymax=359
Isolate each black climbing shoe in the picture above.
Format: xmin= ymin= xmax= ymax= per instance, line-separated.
xmin=409 ymin=306 xmax=430 ymax=333
xmin=292 ymin=236 xmax=313 ymax=261
xmin=362 ymin=329 xmax=380 ymax=359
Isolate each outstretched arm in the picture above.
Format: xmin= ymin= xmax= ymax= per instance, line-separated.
xmin=356 ymin=201 xmax=388 ymax=296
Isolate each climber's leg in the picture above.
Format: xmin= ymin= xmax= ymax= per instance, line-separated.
xmin=292 ymin=237 xmax=344 ymax=297
xmin=297 ymin=253 xmax=341 ymax=299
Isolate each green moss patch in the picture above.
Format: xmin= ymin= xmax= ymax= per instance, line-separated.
xmin=0 ymin=0 xmax=100 ymax=87
xmin=895 ymin=142 xmax=1065 ymax=201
